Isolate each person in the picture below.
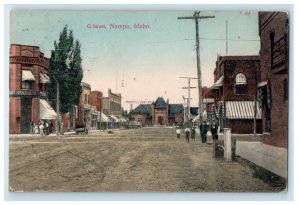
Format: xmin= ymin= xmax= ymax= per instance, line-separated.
xmin=39 ymin=121 xmax=44 ymax=136
xmin=45 ymin=121 xmax=49 ymax=135
xmin=176 ymin=127 xmax=181 ymax=139
xmin=211 ymin=121 xmax=219 ymax=140
xmin=191 ymin=126 xmax=196 ymax=143
xmin=200 ymin=121 xmax=208 ymax=143
xmin=185 ymin=126 xmax=190 ymax=143
xmin=30 ymin=121 xmax=34 ymax=134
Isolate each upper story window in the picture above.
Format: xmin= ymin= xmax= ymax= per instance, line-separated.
xmin=22 ymin=81 xmax=33 ymax=89
xmin=235 ymin=73 xmax=247 ymax=95
xmin=84 ymin=94 xmax=88 ymax=104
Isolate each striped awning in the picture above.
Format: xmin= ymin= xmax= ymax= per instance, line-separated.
xmin=22 ymin=70 xmax=35 ymax=81
xmin=225 ymin=101 xmax=261 ymax=119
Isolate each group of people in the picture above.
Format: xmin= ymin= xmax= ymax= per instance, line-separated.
xmin=176 ymin=121 xmax=219 ymax=144
xmin=30 ymin=120 xmax=52 ymax=136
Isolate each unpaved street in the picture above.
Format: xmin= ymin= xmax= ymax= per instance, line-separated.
xmin=9 ymin=127 xmax=280 ymax=192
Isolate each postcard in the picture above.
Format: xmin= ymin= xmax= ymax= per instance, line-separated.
xmin=8 ymin=10 xmax=288 ymax=192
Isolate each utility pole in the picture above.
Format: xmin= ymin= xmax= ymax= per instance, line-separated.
xmin=56 ymin=81 xmax=60 ymax=137
xmin=226 ymin=20 xmax=228 ymax=55
xmin=180 ymin=77 xmax=197 ymax=124
xmin=178 ymin=11 xmax=215 ymax=124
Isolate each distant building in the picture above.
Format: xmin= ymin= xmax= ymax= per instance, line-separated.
xmin=209 ymin=55 xmax=262 ymax=134
xmin=9 ymin=44 xmax=56 ymax=134
xmin=76 ymin=82 xmax=92 ymax=130
xmin=102 ymin=89 xmax=122 ymax=117
xmin=129 ymin=97 xmax=184 ymax=126
xmin=258 ymin=12 xmax=289 ymax=147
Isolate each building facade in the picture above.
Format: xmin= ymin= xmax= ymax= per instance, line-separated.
xmin=129 ymin=97 xmax=184 ymax=126
xmin=76 ymin=82 xmax=92 ymax=130
xmin=9 ymin=44 xmax=56 ymax=134
xmin=258 ymin=12 xmax=289 ymax=147
xmin=209 ymin=55 xmax=262 ymax=134
xmin=102 ymin=89 xmax=122 ymax=117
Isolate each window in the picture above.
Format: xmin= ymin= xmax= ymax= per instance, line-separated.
xmin=22 ymin=81 xmax=33 ymax=89
xmin=84 ymin=94 xmax=88 ymax=104
xmin=234 ymin=73 xmax=247 ymax=95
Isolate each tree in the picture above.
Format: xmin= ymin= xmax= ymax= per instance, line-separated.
xmin=48 ymin=25 xmax=83 ymax=115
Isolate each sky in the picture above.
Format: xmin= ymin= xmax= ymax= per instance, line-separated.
xmin=10 ymin=10 xmax=260 ymax=111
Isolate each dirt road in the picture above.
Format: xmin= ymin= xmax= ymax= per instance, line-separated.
xmin=9 ymin=127 xmax=281 ymax=192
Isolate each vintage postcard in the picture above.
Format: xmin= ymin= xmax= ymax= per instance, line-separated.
xmin=8 ymin=10 xmax=288 ymax=192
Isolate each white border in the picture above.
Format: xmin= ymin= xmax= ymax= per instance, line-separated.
xmin=1 ymin=1 xmax=298 ymax=203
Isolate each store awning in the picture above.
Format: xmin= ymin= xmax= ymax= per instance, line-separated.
xmin=225 ymin=101 xmax=261 ymax=119
xmin=258 ymin=80 xmax=268 ymax=88
xmin=212 ymin=76 xmax=224 ymax=89
xmin=110 ymin=115 xmax=120 ymax=122
xmin=97 ymin=112 xmax=111 ymax=122
xmin=40 ymin=73 xmax=50 ymax=84
xmin=119 ymin=116 xmax=128 ymax=123
xmin=39 ymin=99 xmax=57 ymax=120
xmin=22 ymin=70 xmax=35 ymax=81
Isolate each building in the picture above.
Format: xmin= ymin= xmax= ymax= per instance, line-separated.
xmin=76 ymin=82 xmax=92 ymax=130
xmin=103 ymin=89 xmax=122 ymax=116
xmin=90 ymin=90 xmax=103 ymax=129
xmin=258 ymin=12 xmax=289 ymax=147
xmin=209 ymin=55 xmax=262 ymax=134
xmin=9 ymin=44 xmax=56 ymax=134
xmin=129 ymin=97 xmax=184 ymax=126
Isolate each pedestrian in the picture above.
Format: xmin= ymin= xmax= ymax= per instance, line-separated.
xmin=39 ymin=121 xmax=44 ymax=136
xmin=45 ymin=121 xmax=49 ymax=135
xmin=30 ymin=121 xmax=34 ymax=134
xmin=176 ymin=127 xmax=181 ymax=139
xmin=185 ymin=126 xmax=190 ymax=143
xmin=200 ymin=121 xmax=208 ymax=143
xmin=191 ymin=126 xmax=196 ymax=143
xmin=211 ymin=121 xmax=219 ymax=140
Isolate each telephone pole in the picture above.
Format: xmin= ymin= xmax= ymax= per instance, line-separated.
xmin=178 ymin=11 xmax=215 ymax=124
xmin=180 ymin=77 xmax=197 ymax=124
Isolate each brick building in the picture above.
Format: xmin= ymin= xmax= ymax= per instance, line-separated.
xmin=90 ymin=90 xmax=103 ymax=129
xmin=209 ymin=55 xmax=262 ymax=134
xmin=129 ymin=97 xmax=184 ymax=126
xmin=9 ymin=44 xmax=56 ymax=134
xmin=258 ymin=12 xmax=289 ymax=147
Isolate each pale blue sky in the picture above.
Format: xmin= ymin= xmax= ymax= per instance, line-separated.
xmin=10 ymin=10 xmax=260 ymax=110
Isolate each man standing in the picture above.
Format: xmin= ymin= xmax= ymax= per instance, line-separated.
xmin=185 ymin=125 xmax=191 ymax=143
xmin=200 ymin=121 xmax=208 ymax=143
xmin=211 ymin=121 xmax=219 ymax=140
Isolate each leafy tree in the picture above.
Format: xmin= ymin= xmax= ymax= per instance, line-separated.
xmin=48 ymin=25 xmax=83 ymax=114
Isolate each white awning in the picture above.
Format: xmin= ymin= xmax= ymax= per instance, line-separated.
xmin=258 ymin=80 xmax=268 ymax=88
xmin=110 ymin=115 xmax=120 ymax=122
xmin=97 ymin=112 xmax=111 ymax=122
xmin=39 ymin=99 xmax=57 ymax=120
xmin=225 ymin=101 xmax=262 ymax=119
xmin=22 ymin=70 xmax=35 ymax=81
xmin=212 ymin=75 xmax=224 ymax=89
xmin=119 ymin=116 xmax=128 ymax=123
xmin=40 ymin=73 xmax=50 ymax=84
